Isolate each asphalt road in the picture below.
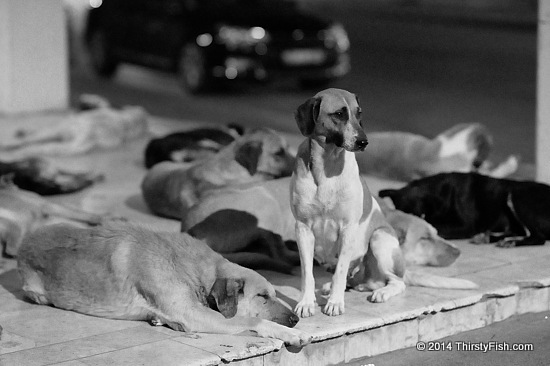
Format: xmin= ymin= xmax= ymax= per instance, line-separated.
xmin=70 ymin=1 xmax=537 ymax=164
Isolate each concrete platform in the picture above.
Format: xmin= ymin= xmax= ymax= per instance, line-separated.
xmin=0 ymin=113 xmax=549 ymax=365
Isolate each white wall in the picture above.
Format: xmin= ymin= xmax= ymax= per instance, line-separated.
xmin=0 ymin=0 xmax=68 ymax=113
xmin=537 ymin=0 xmax=550 ymax=183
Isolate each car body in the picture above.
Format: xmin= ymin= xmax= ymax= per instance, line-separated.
xmin=84 ymin=0 xmax=350 ymax=93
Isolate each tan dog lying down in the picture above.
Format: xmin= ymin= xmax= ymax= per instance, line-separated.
xmin=358 ymin=123 xmax=518 ymax=181
xmin=17 ymin=223 xmax=312 ymax=346
xmin=141 ymin=128 xmax=294 ymax=219
xmin=183 ymin=177 xmax=461 ymax=273
xmin=0 ymin=180 xmax=103 ymax=258
xmin=0 ymin=106 xmax=148 ymax=158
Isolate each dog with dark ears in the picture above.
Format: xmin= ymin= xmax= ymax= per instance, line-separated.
xmin=379 ymin=172 xmax=550 ymax=247
xmin=141 ymin=128 xmax=295 ymax=219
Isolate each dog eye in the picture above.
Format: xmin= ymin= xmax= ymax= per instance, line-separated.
xmin=258 ymin=293 xmax=269 ymax=299
xmin=274 ymin=148 xmax=286 ymax=157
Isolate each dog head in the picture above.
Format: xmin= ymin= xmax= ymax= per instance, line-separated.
xmin=294 ymin=88 xmax=368 ymax=152
xmin=207 ymin=275 xmax=299 ymax=328
xmin=379 ymin=183 xmax=447 ymax=225
xmin=436 ymin=123 xmax=493 ymax=170
xmin=386 ymin=209 xmax=461 ymax=267
xmin=233 ymin=128 xmax=294 ymax=178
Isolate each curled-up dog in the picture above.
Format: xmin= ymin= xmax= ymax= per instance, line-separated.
xmin=182 ymin=177 xmax=461 ymax=273
xmin=380 ymin=172 xmax=550 ymax=248
xmin=17 ymin=223 xmax=312 ymax=346
xmin=141 ymin=128 xmax=294 ymax=219
xmin=289 ymin=89 xmax=476 ymax=317
xmin=357 ymin=123 xmax=518 ymax=181
xmin=144 ymin=123 xmax=244 ymax=168
xmin=0 ymin=157 xmax=103 ymax=195
xmin=0 ymin=178 xmax=103 ymax=257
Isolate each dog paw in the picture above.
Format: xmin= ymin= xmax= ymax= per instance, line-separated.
xmin=370 ymin=288 xmax=392 ymax=303
xmin=470 ymin=232 xmax=491 ymax=245
xmin=323 ymin=299 xmax=345 ymax=316
xmin=282 ymin=329 xmax=313 ymax=347
xmin=150 ymin=318 xmax=164 ymax=326
xmin=294 ymin=300 xmax=316 ymax=318
xmin=496 ymin=240 xmax=516 ymax=248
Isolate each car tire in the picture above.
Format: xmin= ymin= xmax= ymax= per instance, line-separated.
xmin=178 ymin=43 xmax=214 ymax=94
xmin=88 ymin=28 xmax=119 ymax=78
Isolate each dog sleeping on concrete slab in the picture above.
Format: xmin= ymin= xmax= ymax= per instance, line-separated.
xmin=141 ymin=128 xmax=295 ymax=219
xmin=144 ymin=124 xmax=244 ymax=168
xmin=140 ymin=122 xmax=518 ymax=183
xmin=0 ymin=178 xmax=103 ymax=258
xmin=182 ymin=177 xmax=461 ymax=273
xmin=0 ymin=106 xmax=149 ymax=158
xmin=17 ymin=223 xmax=312 ymax=346
xmin=379 ymin=172 xmax=550 ymax=248
xmin=355 ymin=123 xmax=518 ymax=181
xmin=0 ymin=157 xmax=103 ymax=195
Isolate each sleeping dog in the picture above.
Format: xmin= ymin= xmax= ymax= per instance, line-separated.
xmin=144 ymin=124 xmax=244 ymax=168
xmin=182 ymin=177 xmax=461 ymax=273
xmin=18 ymin=223 xmax=311 ymax=346
xmin=141 ymin=128 xmax=294 ymax=219
xmin=0 ymin=178 xmax=103 ymax=257
xmin=355 ymin=123 xmax=518 ymax=181
xmin=0 ymin=157 xmax=103 ymax=195
xmin=379 ymin=172 xmax=550 ymax=247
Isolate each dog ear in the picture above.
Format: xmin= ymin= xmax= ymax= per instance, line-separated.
xmin=207 ymin=278 xmax=244 ymax=318
xmin=294 ymin=97 xmax=321 ymax=136
xmin=378 ymin=189 xmax=396 ymax=199
xmin=235 ymin=141 xmax=263 ymax=175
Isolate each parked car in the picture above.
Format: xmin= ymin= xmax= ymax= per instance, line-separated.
xmin=84 ymin=0 xmax=350 ymax=93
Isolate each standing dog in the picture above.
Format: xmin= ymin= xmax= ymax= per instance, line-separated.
xmin=18 ymin=223 xmax=311 ymax=346
xmin=289 ymin=89 xmax=476 ymax=318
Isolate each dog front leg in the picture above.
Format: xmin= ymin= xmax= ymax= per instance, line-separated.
xmin=294 ymin=220 xmax=317 ymax=318
xmin=368 ymin=229 xmax=406 ymax=303
xmin=323 ymin=226 xmax=357 ymax=316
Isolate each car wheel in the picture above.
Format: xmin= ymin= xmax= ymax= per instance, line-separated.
xmin=178 ymin=43 xmax=214 ymax=94
xmin=88 ymin=28 xmax=119 ymax=78
xmin=299 ymin=77 xmax=334 ymax=90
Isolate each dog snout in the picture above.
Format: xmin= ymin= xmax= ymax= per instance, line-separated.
xmin=355 ymin=138 xmax=368 ymax=151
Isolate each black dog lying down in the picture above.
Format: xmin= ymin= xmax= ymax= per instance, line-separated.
xmin=0 ymin=158 xmax=103 ymax=195
xmin=144 ymin=124 xmax=244 ymax=168
xmin=379 ymin=172 xmax=550 ymax=247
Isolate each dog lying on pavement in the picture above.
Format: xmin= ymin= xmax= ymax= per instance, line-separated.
xmin=17 ymin=223 xmax=312 ymax=346
xmin=140 ymin=122 xmax=517 ymax=183
xmin=144 ymin=124 xmax=244 ymax=168
xmin=0 ymin=106 xmax=149 ymax=158
xmin=0 ymin=178 xmax=103 ymax=258
xmin=0 ymin=157 xmax=103 ymax=195
xmin=355 ymin=123 xmax=518 ymax=181
xmin=379 ymin=172 xmax=550 ymax=248
xmin=289 ymin=89 xmax=476 ymax=317
xmin=141 ymin=128 xmax=295 ymax=219
xmin=182 ymin=177 xmax=461 ymax=273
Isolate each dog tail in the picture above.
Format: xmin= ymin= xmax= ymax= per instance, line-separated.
xmin=404 ymin=271 xmax=478 ymax=290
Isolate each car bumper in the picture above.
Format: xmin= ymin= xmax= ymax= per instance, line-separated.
xmin=209 ymin=51 xmax=350 ymax=82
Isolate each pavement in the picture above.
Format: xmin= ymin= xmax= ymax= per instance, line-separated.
xmin=0 ymin=111 xmax=549 ymax=365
